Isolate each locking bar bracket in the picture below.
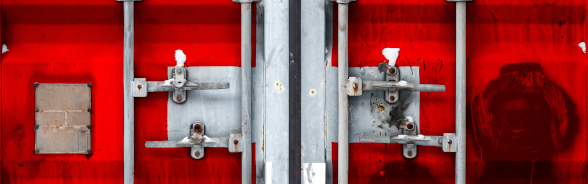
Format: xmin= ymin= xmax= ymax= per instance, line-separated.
xmin=145 ymin=121 xmax=243 ymax=159
xmin=131 ymin=66 xmax=230 ymax=103
xmin=347 ymin=62 xmax=446 ymax=104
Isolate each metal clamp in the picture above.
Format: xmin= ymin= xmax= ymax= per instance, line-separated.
xmin=358 ymin=116 xmax=457 ymax=158
xmin=359 ymin=133 xmax=458 ymax=152
xmin=132 ymin=66 xmax=230 ymax=103
xmin=348 ymin=62 xmax=446 ymax=104
xmin=145 ymin=121 xmax=243 ymax=159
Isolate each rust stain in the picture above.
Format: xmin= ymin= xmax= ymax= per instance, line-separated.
xmin=310 ymin=89 xmax=316 ymax=95
xmin=274 ymin=81 xmax=283 ymax=92
xmin=233 ymin=139 xmax=239 ymax=151
xmin=376 ymin=103 xmax=385 ymax=112
xmin=194 ymin=124 xmax=202 ymax=135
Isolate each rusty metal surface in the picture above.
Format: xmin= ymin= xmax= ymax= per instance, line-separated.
xmin=347 ymin=67 xmax=420 ymax=143
xmin=34 ymin=83 xmax=92 ymax=154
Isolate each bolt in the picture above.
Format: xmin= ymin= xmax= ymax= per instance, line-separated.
xmin=87 ymin=108 xmax=92 ymax=113
xmin=406 ymin=123 xmax=414 ymax=130
xmin=194 ymin=124 xmax=202 ymax=130
xmin=194 ymin=151 xmax=200 ymax=157
xmin=407 ymin=150 xmax=413 ymax=157
xmin=137 ymin=84 xmax=142 ymax=89
xmin=388 ymin=68 xmax=396 ymax=75
xmin=389 ymin=96 xmax=396 ymax=102
xmin=448 ymin=140 xmax=453 ymax=144
xmin=87 ymin=83 xmax=92 ymax=88
xmin=35 ymin=108 xmax=39 ymax=112
xmin=233 ymin=140 xmax=239 ymax=145
xmin=176 ymin=95 xmax=183 ymax=101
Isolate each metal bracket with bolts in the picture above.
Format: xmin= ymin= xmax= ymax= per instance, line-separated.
xmin=347 ymin=62 xmax=446 ymax=103
xmin=359 ymin=133 xmax=458 ymax=152
xmin=351 ymin=64 xmax=455 ymax=158
xmin=145 ymin=121 xmax=243 ymax=159
xmin=131 ymin=66 xmax=230 ymax=103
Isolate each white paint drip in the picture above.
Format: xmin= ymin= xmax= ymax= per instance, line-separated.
xmin=175 ymin=49 xmax=186 ymax=67
xmin=179 ymin=137 xmax=191 ymax=144
xmin=2 ymin=44 xmax=8 ymax=54
xmin=303 ymin=163 xmax=326 ymax=184
xmin=382 ymin=48 xmax=400 ymax=66
xmin=405 ymin=116 xmax=414 ymax=123
xmin=396 ymin=80 xmax=408 ymax=87
xmin=164 ymin=79 xmax=174 ymax=85
xmin=579 ymin=42 xmax=586 ymax=53
xmin=265 ymin=162 xmax=273 ymax=184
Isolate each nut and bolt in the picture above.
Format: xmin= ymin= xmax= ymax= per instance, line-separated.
xmin=406 ymin=123 xmax=414 ymax=130
xmin=176 ymin=95 xmax=183 ymax=101
xmin=194 ymin=151 xmax=201 ymax=157
xmin=388 ymin=68 xmax=397 ymax=75
xmin=233 ymin=140 xmax=239 ymax=145
xmin=389 ymin=96 xmax=396 ymax=102
xmin=137 ymin=84 xmax=142 ymax=89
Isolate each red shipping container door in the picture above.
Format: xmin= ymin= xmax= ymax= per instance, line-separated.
xmin=332 ymin=0 xmax=587 ymax=183
xmin=1 ymin=0 xmax=254 ymax=183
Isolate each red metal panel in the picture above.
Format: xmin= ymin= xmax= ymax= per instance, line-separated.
xmin=1 ymin=0 xmax=254 ymax=183
xmin=333 ymin=0 xmax=587 ymax=183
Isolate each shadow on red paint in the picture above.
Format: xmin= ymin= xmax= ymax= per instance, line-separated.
xmin=468 ymin=62 xmax=580 ymax=181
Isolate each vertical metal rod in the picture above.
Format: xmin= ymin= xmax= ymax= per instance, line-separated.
xmin=240 ymin=2 xmax=252 ymax=184
xmin=337 ymin=3 xmax=349 ymax=184
xmin=123 ymin=2 xmax=135 ymax=184
xmin=455 ymin=2 xmax=466 ymax=184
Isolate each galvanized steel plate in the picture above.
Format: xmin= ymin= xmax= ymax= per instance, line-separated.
xmin=348 ymin=67 xmax=420 ymax=142
xmin=167 ymin=67 xmax=241 ymax=140
xmin=34 ymin=83 xmax=92 ymax=154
